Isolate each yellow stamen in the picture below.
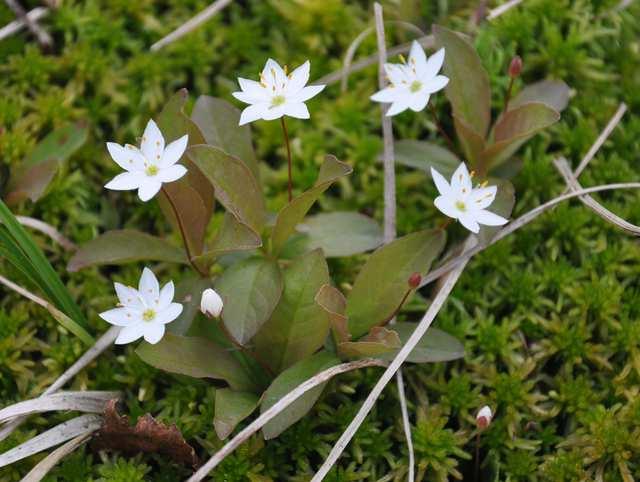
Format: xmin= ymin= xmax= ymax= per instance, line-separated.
xmin=399 ymin=54 xmax=406 ymax=64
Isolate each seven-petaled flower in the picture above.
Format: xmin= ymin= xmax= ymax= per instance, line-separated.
xmin=99 ymin=267 xmax=183 ymax=345
xmin=232 ymin=59 xmax=325 ymax=125
xmin=431 ymin=163 xmax=508 ymax=233
xmin=104 ymin=119 xmax=188 ymax=202
xmin=371 ymin=41 xmax=449 ymax=116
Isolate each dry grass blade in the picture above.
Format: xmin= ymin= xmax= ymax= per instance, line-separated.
xmin=150 ymin=0 xmax=233 ymax=51
xmin=0 ymin=327 xmax=120 ymax=442
xmin=0 ymin=414 xmax=102 ymax=468
xmin=16 ymin=216 xmax=77 ymax=251
xmin=20 ymin=432 xmax=93 ymax=482
xmin=311 ymin=238 xmax=475 ymax=481
xmin=486 ymin=0 xmax=525 ymax=20
xmin=0 ymin=6 xmax=48 ymax=41
xmin=187 ymin=358 xmax=387 ymax=482
xmin=3 ymin=0 xmax=52 ymax=48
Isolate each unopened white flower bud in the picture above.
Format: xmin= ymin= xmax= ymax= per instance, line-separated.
xmin=200 ymin=288 xmax=223 ymax=318
xmin=476 ymin=405 xmax=493 ymax=429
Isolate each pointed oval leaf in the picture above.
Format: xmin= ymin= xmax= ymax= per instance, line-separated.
xmin=346 ymin=229 xmax=446 ymax=339
xmin=391 ymin=140 xmax=460 ymax=178
xmin=454 ymin=114 xmax=487 ymax=166
xmin=136 ymin=333 xmax=257 ymax=392
xmin=193 ymin=213 xmax=262 ymax=265
xmin=315 ymin=284 xmax=350 ymax=343
xmin=511 ymin=80 xmax=570 ymax=113
xmin=379 ymin=322 xmax=464 ymax=363
xmin=297 ymin=211 xmax=383 ymax=258
xmin=338 ymin=327 xmax=401 ymax=359
xmin=261 ymin=351 xmax=340 ymax=440
xmin=67 ymin=230 xmax=188 ymax=272
xmin=214 ymin=389 xmax=259 ymax=440
xmin=271 ymin=155 xmax=352 ymax=256
xmin=433 ymin=25 xmax=491 ymax=138
xmin=253 ymin=249 xmax=330 ymax=372
xmin=188 ymin=144 xmax=266 ymax=233
xmin=191 ymin=95 xmax=260 ymax=181
xmin=214 ymin=257 xmax=283 ymax=345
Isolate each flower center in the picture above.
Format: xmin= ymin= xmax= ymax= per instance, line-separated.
xmin=142 ymin=309 xmax=156 ymax=322
xmin=271 ymin=95 xmax=286 ymax=107
xmin=145 ymin=165 xmax=159 ymax=177
xmin=455 ymin=200 xmax=467 ymax=212
xmin=409 ymin=80 xmax=422 ymax=93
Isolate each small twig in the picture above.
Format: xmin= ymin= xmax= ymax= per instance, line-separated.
xmin=311 ymin=239 xmax=475 ymax=481
xmin=187 ymin=358 xmax=387 ymax=481
xmin=280 ymin=117 xmax=293 ymax=202
xmin=16 ymin=216 xmax=77 ymax=251
xmin=0 ymin=6 xmax=48 ymax=42
xmin=3 ymin=0 xmax=52 ymax=48
xmin=573 ymin=103 xmax=627 ymax=179
xmin=150 ymin=0 xmax=233 ymax=52
xmin=0 ymin=327 xmax=120 ymax=442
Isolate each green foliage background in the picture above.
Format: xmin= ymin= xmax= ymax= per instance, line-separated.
xmin=1 ymin=0 xmax=640 ymax=480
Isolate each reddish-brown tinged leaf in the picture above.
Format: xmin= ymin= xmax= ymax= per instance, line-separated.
xmin=314 ymin=284 xmax=350 ymax=344
xmin=338 ymin=327 xmax=401 ymax=359
xmin=67 ymin=229 xmax=188 ymax=272
xmin=453 ymin=115 xmax=486 ymax=167
xmin=193 ymin=213 xmax=262 ymax=265
xmin=91 ymin=400 xmax=199 ymax=467
xmin=213 ymin=389 xmax=259 ymax=440
xmin=433 ymin=25 xmax=491 ymax=138
xmin=510 ymin=80 xmax=570 ymax=113
xmin=378 ymin=322 xmax=465 ymax=363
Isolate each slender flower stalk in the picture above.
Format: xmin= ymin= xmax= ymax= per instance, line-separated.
xmin=502 ymin=55 xmax=522 ymax=116
xmin=280 ymin=117 xmax=293 ymax=201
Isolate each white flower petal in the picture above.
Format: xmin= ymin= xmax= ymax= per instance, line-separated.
xmin=409 ymin=41 xmax=427 ymax=71
xmin=385 ymin=99 xmax=410 ymax=116
xmin=141 ymin=119 xmax=164 ymax=163
xmin=161 ymin=135 xmax=188 ymax=167
xmin=423 ymin=75 xmax=449 ymax=94
xmin=383 ymin=63 xmax=409 ymax=86
xmin=154 ymin=303 xmax=183 ymax=325
xmin=99 ymin=307 xmax=138 ymax=327
xmin=430 ymin=168 xmax=451 ymax=196
xmin=138 ymin=267 xmax=159 ymax=305
xmin=262 ymin=58 xmax=286 ymax=89
xmin=157 ymin=164 xmax=187 ymax=184
xmin=458 ymin=212 xmax=481 ymax=233
xmin=434 ymin=195 xmax=459 ymax=219
xmin=105 ymin=172 xmax=142 ymax=191
xmin=233 ymin=91 xmax=263 ymax=104
xmin=143 ymin=324 xmax=165 ymax=344
xmin=238 ymin=77 xmax=267 ymax=97
xmin=283 ymin=102 xmax=310 ymax=119
xmin=451 ymin=163 xmax=472 ymax=196
xmin=371 ymin=86 xmax=399 ymax=103
xmin=157 ymin=281 xmax=175 ymax=310
xmin=475 ymin=209 xmax=509 ymax=226
xmin=287 ymin=60 xmax=310 ymax=92
xmin=408 ymin=92 xmax=430 ymax=112
xmin=423 ymin=47 xmax=445 ymax=79
xmin=468 ymin=186 xmax=497 ymax=209
xmin=106 ymin=142 xmax=145 ymax=171
xmin=262 ymin=105 xmax=287 ymax=121
xmin=115 ymin=323 xmax=146 ymax=344
xmin=114 ymin=282 xmax=144 ymax=309
xmin=239 ymin=103 xmax=268 ymax=125
xmin=137 ymin=180 xmax=162 ymax=202
xmin=201 ymin=288 xmax=223 ymax=317
xmin=290 ymin=84 xmax=325 ymax=102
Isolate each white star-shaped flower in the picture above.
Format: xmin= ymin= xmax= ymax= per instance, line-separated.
xmin=371 ymin=41 xmax=449 ymax=116
xmin=99 ymin=267 xmax=183 ymax=345
xmin=232 ymin=59 xmax=325 ymax=126
xmin=104 ymin=119 xmax=188 ymax=202
xmin=431 ymin=163 xmax=508 ymax=233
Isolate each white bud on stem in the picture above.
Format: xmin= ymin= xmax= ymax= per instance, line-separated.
xmin=476 ymin=405 xmax=493 ymax=429
xmin=200 ymin=288 xmax=223 ymax=318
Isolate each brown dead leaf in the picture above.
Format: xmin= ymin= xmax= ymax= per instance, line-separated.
xmin=91 ymin=400 xmax=199 ymax=467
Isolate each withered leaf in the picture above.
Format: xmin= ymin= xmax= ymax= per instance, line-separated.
xmin=91 ymin=400 xmax=198 ymax=467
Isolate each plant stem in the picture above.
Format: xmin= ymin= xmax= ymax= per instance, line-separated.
xmin=374 ymin=286 xmax=413 ymax=329
xmin=428 ymin=103 xmax=458 ymax=155
xmin=474 ymin=432 xmax=481 ymax=482
xmin=217 ymin=320 xmax=274 ymax=377
xmin=502 ymin=76 xmax=515 ymax=118
xmin=280 ymin=117 xmax=293 ymax=202
xmin=160 ymin=186 xmax=207 ymax=277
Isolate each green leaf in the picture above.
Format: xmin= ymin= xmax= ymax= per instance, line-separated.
xmin=214 ymin=389 xmax=259 ymax=440
xmin=484 ymin=102 xmax=560 ymax=167
xmin=434 ymin=25 xmax=491 ymax=138
xmin=168 ymin=277 xmax=213 ymax=335
xmin=67 ymin=230 xmax=187 ymax=272
xmin=314 ymin=284 xmax=350 ymax=343
xmin=339 ymin=327 xmax=401 ymax=359
xmin=215 ymin=257 xmax=283 ymax=345
xmin=261 ymin=351 xmax=340 ymax=439
xmin=511 ymin=80 xmax=570 ymax=113
xmin=254 ymin=249 xmax=330 ymax=372
xmin=379 ymin=322 xmax=464 ymax=363
xmin=392 ymin=140 xmax=460 ymax=178
xmin=188 ymin=144 xmax=266 ymax=234
xmin=297 ymin=212 xmax=383 ymax=258
xmin=136 ymin=333 xmax=257 ymax=392
xmin=477 ymin=179 xmax=515 ymax=246
xmin=191 ymin=96 xmax=260 ymax=181
xmin=193 ymin=213 xmax=262 ymax=265
xmin=271 ymin=155 xmax=352 ymax=255
xmin=5 ymin=122 xmax=88 ymax=205
xmin=454 ymin=115 xmax=486 ymax=166
xmin=346 ymin=229 xmax=446 ymax=339
xmin=0 ymin=200 xmax=92 ymax=345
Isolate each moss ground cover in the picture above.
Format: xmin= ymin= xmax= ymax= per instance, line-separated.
xmin=1 ymin=0 xmax=639 ymax=480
